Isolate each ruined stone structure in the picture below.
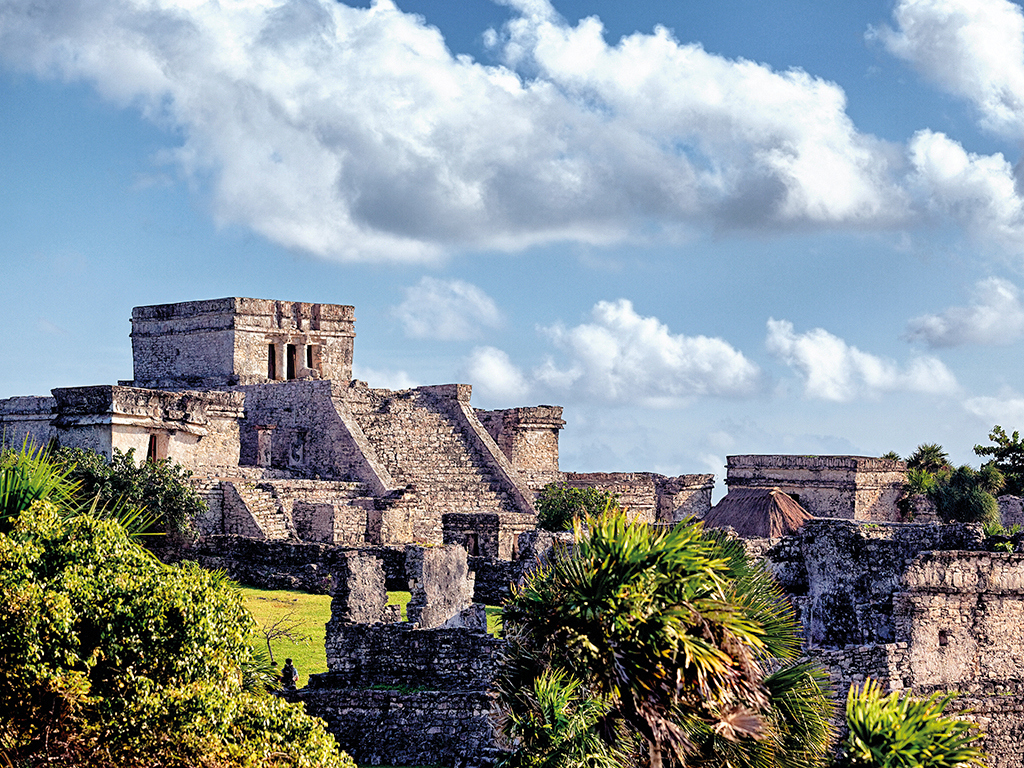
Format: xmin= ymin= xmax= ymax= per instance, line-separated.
xmin=0 ymin=297 xmax=716 ymax=549
xmin=753 ymin=520 xmax=1024 ymax=767
xmin=298 ymin=546 xmax=501 ymax=767
xmin=726 ymin=454 xmax=907 ymax=521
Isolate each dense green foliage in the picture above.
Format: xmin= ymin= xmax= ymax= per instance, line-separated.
xmin=901 ymin=443 xmax=1002 ymax=525
xmin=536 ymin=483 xmax=620 ymax=531
xmin=497 ymin=512 xmax=833 ymax=768
xmin=51 ymin=446 xmax=207 ymax=537
xmin=974 ymin=425 xmax=1024 ymax=497
xmin=0 ymin=450 xmax=355 ymax=768
xmin=834 ymin=679 xmax=984 ymax=768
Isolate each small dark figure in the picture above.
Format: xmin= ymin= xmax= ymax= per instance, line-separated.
xmin=281 ymin=658 xmax=298 ymax=690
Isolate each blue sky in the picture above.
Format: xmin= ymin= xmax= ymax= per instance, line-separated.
xmin=3 ymin=0 xmax=1024 ymax=486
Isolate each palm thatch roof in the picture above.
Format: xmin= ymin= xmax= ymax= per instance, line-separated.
xmin=703 ymin=487 xmax=812 ymax=539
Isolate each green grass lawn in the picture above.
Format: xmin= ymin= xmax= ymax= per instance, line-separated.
xmin=240 ymin=587 xmax=502 ymax=688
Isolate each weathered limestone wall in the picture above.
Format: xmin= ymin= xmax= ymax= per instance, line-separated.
xmin=561 ymin=471 xmax=715 ymax=523
xmin=130 ymin=297 xmax=356 ymax=388
xmin=405 ymin=544 xmax=476 ymax=628
xmin=321 ymin=623 xmax=502 ymax=689
xmin=297 ymin=687 xmax=498 ymax=768
xmin=727 ymin=455 xmax=906 ymax=521
xmin=476 ymin=406 xmax=565 ymax=489
xmin=0 ymin=396 xmax=57 ymax=448
xmin=803 ymin=548 xmax=1024 ymax=768
xmin=183 ymin=535 xmax=408 ymax=593
xmin=48 ymin=385 xmax=243 ymax=470
xmin=896 ymin=551 xmax=1024 ymax=690
xmin=442 ymin=512 xmax=536 ymax=559
xmin=753 ymin=519 xmax=986 ymax=647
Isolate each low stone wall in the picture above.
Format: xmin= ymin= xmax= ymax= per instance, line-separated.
xmin=321 ymin=623 xmax=502 ymax=689
xmin=182 ymin=535 xmax=406 ymax=593
xmin=297 ymin=687 xmax=500 ymax=768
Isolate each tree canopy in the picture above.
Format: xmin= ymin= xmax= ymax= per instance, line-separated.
xmin=0 ymin=445 xmax=354 ymax=768
xmin=496 ymin=511 xmax=833 ymax=768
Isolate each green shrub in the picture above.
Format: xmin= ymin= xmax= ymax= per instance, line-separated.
xmin=51 ymin=446 xmax=206 ymax=538
xmin=834 ymin=678 xmax=984 ymax=768
xmin=535 ymin=483 xmax=619 ymax=531
xmin=0 ymin=501 xmax=354 ymax=768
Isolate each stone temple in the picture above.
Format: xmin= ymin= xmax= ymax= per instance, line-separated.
xmin=0 ymin=297 xmax=715 ymax=548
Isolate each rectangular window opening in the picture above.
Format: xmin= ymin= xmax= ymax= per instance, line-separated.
xmin=306 ymin=345 xmax=313 ymax=370
xmin=268 ymin=344 xmax=276 ymax=380
xmin=286 ymin=344 xmax=297 ymax=380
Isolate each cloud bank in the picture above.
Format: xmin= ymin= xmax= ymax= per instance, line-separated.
xmin=394 ymin=277 xmax=502 ymax=340
xmin=905 ymin=277 xmax=1024 ymax=347
xmin=2 ymin=0 xmax=1023 ymax=259
xmin=766 ymin=319 xmax=958 ymax=401
xmin=875 ymin=0 xmax=1024 ymax=137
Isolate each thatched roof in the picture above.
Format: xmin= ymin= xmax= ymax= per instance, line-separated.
xmin=703 ymin=487 xmax=812 ymax=539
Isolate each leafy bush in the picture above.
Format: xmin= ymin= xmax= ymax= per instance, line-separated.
xmin=932 ymin=465 xmax=1001 ymax=525
xmin=535 ymin=483 xmax=619 ymax=531
xmin=51 ymin=446 xmax=206 ymax=538
xmin=975 ymin=425 xmax=1024 ymax=497
xmin=0 ymin=495 xmax=354 ymax=767
xmin=834 ymin=678 xmax=984 ymax=768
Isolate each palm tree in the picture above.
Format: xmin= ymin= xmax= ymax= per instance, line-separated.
xmin=496 ymin=512 xmax=834 ymax=768
xmin=835 ymin=679 xmax=984 ymax=768
xmin=906 ymin=444 xmax=951 ymax=475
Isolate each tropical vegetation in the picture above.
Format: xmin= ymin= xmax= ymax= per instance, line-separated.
xmin=496 ymin=510 xmax=834 ymax=768
xmin=536 ymin=482 xmax=620 ymax=531
xmin=833 ymin=679 xmax=985 ymax=768
xmin=0 ymin=444 xmax=354 ymax=768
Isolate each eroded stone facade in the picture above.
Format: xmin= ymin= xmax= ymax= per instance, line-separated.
xmin=727 ymin=454 xmax=907 ymax=521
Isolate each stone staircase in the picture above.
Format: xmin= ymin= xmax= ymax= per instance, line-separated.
xmin=347 ymin=388 xmax=520 ymax=517
xmin=219 ymin=480 xmax=295 ymax=540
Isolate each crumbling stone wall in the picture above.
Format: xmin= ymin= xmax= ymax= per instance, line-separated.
xmin=754 ymin=519 xmax=986 ymax=647
xmin=297 ymin=687 xmax=499 ymax=768
xmin=800 ymin=548 xmax=1024 ymax=768
xmin=442 ymin=512 xmax=536 ymax=560
xmin=477 ymin=405 xmax=565 ymax=489
xmin=561 ymin=471 xmax=715 ymax=523
xmin=0 ymin=396 xmax=57 ymax=448
xmin=183 ymin=535 xmax=407 ymax=593
xmin=727 ymin=455 xmax=906 ymax=521
xmin=130 ymin=297 xmax=356 ymax=388
xmin=406 ymin=544 xmax=476 ymax=628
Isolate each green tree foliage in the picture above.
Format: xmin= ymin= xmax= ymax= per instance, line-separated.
xmin=0 ymin=453 xmax=354 ymax=768
xmin=834 ymin=679 xmax=985 ymax=768
xmin=906 ymin=444 xmax=951 ymax=475
xmin=900 ymin=443 xmax=1002 ymax=525
xmin=496 ymin=511 xmax=834 ymax=768
xmin=536 ymin=483 xmax=620 ymax=531
xmin=879 ymin=452 xmax=902 ymax=462
xmin=974 ymin=425 xmax=1024 ymax=497
xmin=932 ymin=465 xmax=1002 ymax=525
xmin=51 ymin=446 xmax=206 ymax=538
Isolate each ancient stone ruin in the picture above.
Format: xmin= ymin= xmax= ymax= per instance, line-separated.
xmin=6 ymin=296 xmax=1024 ymax=767
xmin=0 ymin=297 xmax=715 ymax=548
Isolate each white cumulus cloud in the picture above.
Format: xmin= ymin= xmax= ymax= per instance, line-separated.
xmin=964 ymin=392 xmax=1024 ymax=427
xmin=905 ymin=277 xmax=1024 ymax=347
xmin=351 ymin=363 xmax=418 ymax=391
xmin=463 ymin=346 xmax=530 ymax=402
xmin=535 ymin=299 xmax=761 ymax=405
xmin=766 ymin=318 xmax=958 ymax=401
xmin=393 ymin=277 xmax=502 ymax=340
xmin=908 ymin=130 xmax=1024 ymax=250
xmin=874 ymin=0 xmax=1024 ymax=137
xmin=0 ymin=0 xmax=910 ymax=261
